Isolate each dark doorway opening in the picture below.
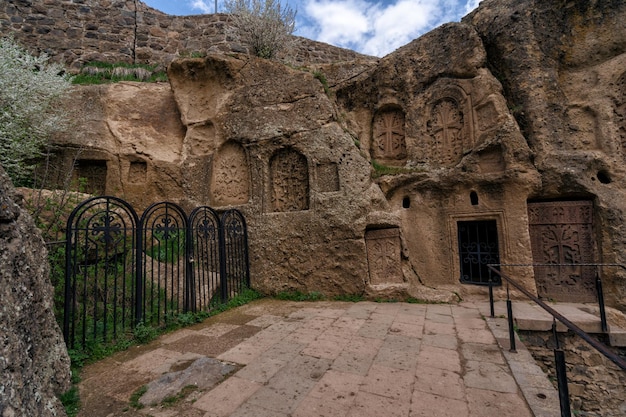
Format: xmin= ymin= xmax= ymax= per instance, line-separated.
xmin=458 ymin=220 xmax=500 ymax=285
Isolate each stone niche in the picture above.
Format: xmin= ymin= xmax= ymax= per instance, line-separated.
xmin=72 ymin=159 xmax=108 ymax=195
xmin=211 ymin=141 xmax=250 ymax=206
xmin=269 ymin=148 xmax=310 ymax=212
xmin=425 ymin=85 xmax=475 ymax=166
xmin=370 ymin=107 xmax=407 ymax=165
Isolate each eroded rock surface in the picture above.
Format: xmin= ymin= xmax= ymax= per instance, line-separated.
xmin=0 ymin=165 xmax=71 ymax=417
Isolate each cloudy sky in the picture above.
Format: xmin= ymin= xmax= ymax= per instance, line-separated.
xmin=142 ymin=0 xmax=482 ymax=57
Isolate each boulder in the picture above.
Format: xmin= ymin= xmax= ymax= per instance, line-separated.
xmin=0 ymin=165 xmax=71 ymax=417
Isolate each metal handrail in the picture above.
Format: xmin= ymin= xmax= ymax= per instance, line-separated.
xmin=486 ymin=264 xmax=626 ymax=371
xmin=487 ymin=264 xmax=626 ymax=417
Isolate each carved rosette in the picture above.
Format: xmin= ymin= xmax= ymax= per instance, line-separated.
xmin=270 ymin=149 xmax=309 ymax=212
xmin=211 ymin=142 xmax=250 ymax=205
xmin=372 ymin=109 xmax=407 ymax=161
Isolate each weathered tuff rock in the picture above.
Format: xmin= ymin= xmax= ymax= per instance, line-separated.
xmin=0 ymin=166 xmax=71 ymax=416
xmin=465 ymin=0 xmax=626 ymax=308
xmin=36 ymin=0 xmax=626 ymax=307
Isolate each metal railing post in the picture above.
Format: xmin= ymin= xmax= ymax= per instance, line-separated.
xmin=596 ymin=270 xmax=608 ymax=333
xmin=506 ymin=283 xmax=516 ymax=352
xmin=553 ymin=320 xmax=572 ymax=417
xmin=488 ymin=273 xmax=495 ymax=318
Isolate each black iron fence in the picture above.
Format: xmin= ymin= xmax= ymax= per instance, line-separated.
xmin=62 ymin=196 xmax=250 ymax=350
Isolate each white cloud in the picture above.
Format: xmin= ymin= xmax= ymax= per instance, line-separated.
xmin=303 ymin=0 xmax=372 ymax=48
xmin=362 ymin=0 xmax=442 ymax=56
xmin=180 ymin=0 xmax=485 ymax=57
xmin=301 ymin=0 xmax=475 ymax=57
xmin=190 ymin=0 xmax=213 ymax=14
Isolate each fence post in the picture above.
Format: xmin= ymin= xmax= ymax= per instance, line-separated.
xmin=135 ymin=214 xmax=144 ymax=326
xmin=506 ymin=283 xmax=516 ymax=352
xmin=218 ymin=215 xmax=228 ymax=303
xmin=596 ymin=270 xmax=608 ymax=333
xmin=552 ymin=321 xmax=571 ymax=417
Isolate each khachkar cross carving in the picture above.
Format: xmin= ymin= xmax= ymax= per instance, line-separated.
xmin=213 ymin=150 xmax=249 ymax=204
xmin=528 ymin=200 xmax=596 ymax=302
xmin=372 ymin=110 xmax=406 ymax=160
xmin=429 ymin=99 xmax=464 ymax=165
xmin=271 ymin=149 xmax=309 ymax=212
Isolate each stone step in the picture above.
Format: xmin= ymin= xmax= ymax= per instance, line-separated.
xmin=480 ymin=301 xmax=626 ymax=347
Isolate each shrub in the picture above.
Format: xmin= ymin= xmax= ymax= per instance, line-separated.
xmin=224 ymin=0 xmax=297 ymax=59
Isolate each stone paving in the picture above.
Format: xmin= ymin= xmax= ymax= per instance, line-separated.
xmin=78 ymin=299 xmax=560 ymax=417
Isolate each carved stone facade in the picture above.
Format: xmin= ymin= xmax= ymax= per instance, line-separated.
xmin=8 ymin=0 xmax=626 ymax=306
xmin=211 ymin=142 xmax=250 ymax=206
xmin=270 ymin=149 xmax=309 ymax=212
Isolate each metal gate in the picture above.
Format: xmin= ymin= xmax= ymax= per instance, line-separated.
xmin=63 ymin=197 xmax=250 ymax=349
xmin=458 ymin=220 xmax=501 ymax=285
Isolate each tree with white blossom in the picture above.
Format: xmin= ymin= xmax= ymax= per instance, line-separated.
xmin=0 ymin=36 xmax=72 ymax=186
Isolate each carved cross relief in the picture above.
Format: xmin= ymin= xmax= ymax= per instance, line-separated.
xmin=429 ymin=99 xmax=464 ymax=165
xmin=372 ymin=110 xmax=406 ymax=161
xmin=528 ymin=201 xmax=596 ymax=302
xmin=212 ymin=142 xmax=250 ymax=205
xmin=270 ymin=149 xmax=309 ymax=212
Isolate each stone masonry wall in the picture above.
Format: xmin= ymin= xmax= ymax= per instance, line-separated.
xmin=0 ymin=0 xmax=374 ymax=69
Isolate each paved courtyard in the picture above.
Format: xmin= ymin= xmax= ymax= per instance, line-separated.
xmin=78 ymin=299 xmax=560 ymax=417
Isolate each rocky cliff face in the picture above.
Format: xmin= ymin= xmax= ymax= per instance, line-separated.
xmin=465 ymin=0 xmax=626 ymax=307
xmin=17 ymin=0 xmax=626 ymax=307
xmin=0 ymin=166 xmax=71 ymax=416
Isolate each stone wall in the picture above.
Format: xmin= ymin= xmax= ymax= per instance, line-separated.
xmin=0 ymin=0 xmax=375 ymax=69
xmin=520 ymin=330 xmax=626 ymax=416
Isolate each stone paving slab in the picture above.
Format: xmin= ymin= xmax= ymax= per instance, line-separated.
xmin=77 ymin=299 xmax=559 ymax=417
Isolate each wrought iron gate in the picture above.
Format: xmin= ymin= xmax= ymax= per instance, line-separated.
xmin=458 ymin=220 xmax=501 ymax=285
xmin=63 ymin=197 xmax=250 ymax=349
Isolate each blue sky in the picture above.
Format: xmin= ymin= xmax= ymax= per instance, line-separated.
xmin=142 ymin=0 xmax=482 ymax=57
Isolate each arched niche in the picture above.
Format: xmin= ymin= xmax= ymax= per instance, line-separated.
xmin=426 ymin=85 xmax=474 ymax=166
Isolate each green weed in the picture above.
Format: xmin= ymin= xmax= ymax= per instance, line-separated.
xmin=73 ymin=61 xmax=167 ymax=84
xmin=129 ymin=385 xmax=147 ymax=409
xmin=275 ymin=290 xmax=325 ymax=301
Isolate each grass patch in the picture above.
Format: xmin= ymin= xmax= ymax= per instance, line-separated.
xmin=73 ymin=61 xmax=167 ymax=84
xmin=371 ymin=160 xmax=419 ymax=178
xmin=129 ymin=385 xmax=147 ymax=409
xmin=59 ymin=385 xmax=81 ymax=417
xmin=333 ymin=294 xmax=366 ymax=302
xmin=275 ymin=290 xmax=325 ymax=301
xmin=62 ymin=287 xmax=263 ymax=416
xmin=161 ymin=385 xmax=198 ymax=407
xmin=313 ymin=70 xmax=331 ymax=97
